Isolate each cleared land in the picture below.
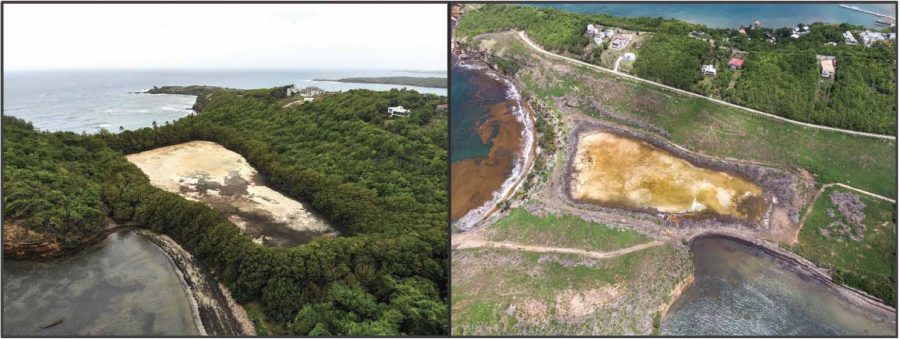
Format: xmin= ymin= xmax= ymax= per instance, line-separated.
xmin=480 ymin=208 xmax=649 ymax=251
xmin=794 ymin=186 xmax=897 ymax=305
xmin=571 ymin=132 xmax=764 ymax=221
xmin=451 ymin=209 xmax=691 ymax=335
xmin=126 ymin=141 xmax=334 ymax=247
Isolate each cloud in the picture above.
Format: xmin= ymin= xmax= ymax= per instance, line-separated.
xmin=3 ymin=3 xmax=447 ymax=71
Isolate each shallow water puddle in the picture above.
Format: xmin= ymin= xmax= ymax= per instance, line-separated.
xmin=571 ymin=132 xmax=764 ymax=221
xmin=126 ymin=141 xmax=334 ymax=247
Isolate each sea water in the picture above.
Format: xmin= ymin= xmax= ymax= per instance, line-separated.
xmin=4 ymin=69 xmax=446 ymax=133
xmin=533 ymin=3 xmax=896 ymax=29
xmin=2 ymin=231 xmax=200 ymax=336
xmin=662 ymin=236 xmax=895 ymax=336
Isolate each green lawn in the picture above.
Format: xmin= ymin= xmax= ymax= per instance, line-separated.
xmin=484 ymin=208 xmax=650 ymax=251
xmin=794 ymin=186 xmax=897 ymax=306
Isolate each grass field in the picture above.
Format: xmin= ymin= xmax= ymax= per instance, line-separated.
xmin=484 ymin=208 xmax=650 ymax=251
xmin=452 ymin=208 xmax=690 ymax=335
xmin=793 ymin=186 xmax=897 ymax=305
xmin=451 ymin=246 xmax=690 ymax=336
xmin=486 ymin=33 xmax=896 ymax=199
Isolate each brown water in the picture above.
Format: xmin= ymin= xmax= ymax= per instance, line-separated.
xmin=662 ymin=236 xmax=896 ymax=336
xmin=2 ymin=231 xmax=200 ymax=336
xmin=571 ymin=132 xmax=765 ymax=221
xmin=450 ymin=62 xmax=527 ymax=224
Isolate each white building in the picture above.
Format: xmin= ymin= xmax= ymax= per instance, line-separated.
xmin=701 ymin=64 xmax=717 ymax=76
xmin=844 ymin=31 xmax=859 ymax=45
xmin=586 ymin=24 xmax=598 ymax=35
xmin=860 ymin=30 xmax=886 ymax=47
xmin=388 ymin=106 xmax=411 ymax=117
xmin=622 ymin=53 xmax=636 ymax=62
xmin=610 ymin=37 xmax=630 ymax=49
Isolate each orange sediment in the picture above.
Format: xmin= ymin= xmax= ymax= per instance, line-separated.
xmin=451 ymin=101 xmax=524 ymax=221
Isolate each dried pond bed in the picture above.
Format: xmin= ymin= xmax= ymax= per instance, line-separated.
xmin=126 ymin=141 xmax=334 ymax=247
xmin=562 ymin=122 xmax=808 ymax=240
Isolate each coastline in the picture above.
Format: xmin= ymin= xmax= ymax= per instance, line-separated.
xmin=686 ymin=231 xmax=897 ymax=319
xmin=451 ymin=58 xmax=537 ymax=231
xmin=2 ymin=227 xmax=253 ymax=336
xmin=657 ymin=273 xmax=694 ymax=331
xmin=136 ymin=230 xmax=255 ymax=336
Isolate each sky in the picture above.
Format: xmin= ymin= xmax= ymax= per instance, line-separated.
xmin=3 ymin=4 xmax=447 ymax=71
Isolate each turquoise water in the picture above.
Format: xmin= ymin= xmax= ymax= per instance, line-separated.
xmin=4 ymin=69 xmax=445 ymax=133
xmin=450 ymin=63 xmax=507 ymax=163
xmin=533 ymin=3 xmax=896 ymax=29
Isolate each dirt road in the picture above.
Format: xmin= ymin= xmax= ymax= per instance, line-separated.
xmin=453 ymin=230 xmax=664 ymax=259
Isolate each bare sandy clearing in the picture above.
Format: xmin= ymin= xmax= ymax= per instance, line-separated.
xmin=571 ymin=132 xmax=765 ymax=222
xmin=126 ymin=141 xmax=334 ymax=247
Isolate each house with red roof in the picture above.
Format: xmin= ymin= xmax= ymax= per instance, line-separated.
xmin=728 ymin=58 xmax=744 ymax=70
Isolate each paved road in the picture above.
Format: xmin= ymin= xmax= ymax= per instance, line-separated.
xmin=517 ymin=31 xmax=896 ymax=141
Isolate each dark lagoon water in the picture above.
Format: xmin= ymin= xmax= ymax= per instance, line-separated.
xmin=4 ymin=69 xmax=446 ymax=133
xmin=450 ymin=64 xmax=504 ymax=164
xmin=533 ymin=3 xmax=896 ymax=29
xmin=2 ymin=231 xmax=200 ymax=336
xmin=662 ymin=236 xmax=896 ymax=336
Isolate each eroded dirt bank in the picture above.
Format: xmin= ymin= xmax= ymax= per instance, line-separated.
xmin=126 ymin=141 xmax=334 ymax=247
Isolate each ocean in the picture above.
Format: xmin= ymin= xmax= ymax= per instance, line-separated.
xmin=450 ymin=65 xmax=503 ymax=163
xmin=4 ymin=69 xmax=446 ymax=133
xmin=450 ymin=59 xmax=533 ymax=226
xmin=532 ymin=3 xmax=896 ymax=29
xmin=662 ymin=236 xmax=895 ymax=336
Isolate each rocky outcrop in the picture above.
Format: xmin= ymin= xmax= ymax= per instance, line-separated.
xmin=3 ymin=222 xmax=139 ymax=261
xmin=3 ymin=222 xmax=64 ymax=260
xmin=146 ymin=85 xmax=225 ymax=96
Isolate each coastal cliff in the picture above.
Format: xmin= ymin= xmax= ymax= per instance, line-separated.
xmin=3 ymin=222 xmax=64 ymax=260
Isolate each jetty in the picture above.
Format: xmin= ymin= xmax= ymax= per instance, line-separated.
xmin=839 ymin=4 xmax=896 ymax=20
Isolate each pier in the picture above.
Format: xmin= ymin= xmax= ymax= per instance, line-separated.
xmin=839 ymin=4 xmax=896 ymax=20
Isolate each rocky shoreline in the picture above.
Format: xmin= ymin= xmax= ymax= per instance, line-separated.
xmin=3 ymin=223 xmax=137 ymax=261
xmin=451 ymin=56 xmax=537 ymax=232
xmin=137 ymin=230 xmax=255 ymax=336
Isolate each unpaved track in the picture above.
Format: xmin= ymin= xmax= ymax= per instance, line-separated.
xmin=453 ymin=230 xmax=664 ymax=259
xmin=517 ymin=31 xmax=896 ymax=141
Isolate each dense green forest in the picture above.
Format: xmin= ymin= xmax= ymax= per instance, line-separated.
xmin=2 ymin=86 xmax=448 ymax=335
xmin=455 ymin=4 xmax=897 ymax=134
